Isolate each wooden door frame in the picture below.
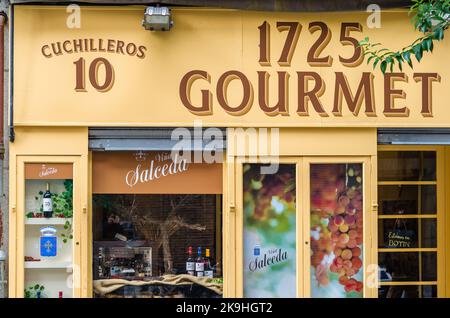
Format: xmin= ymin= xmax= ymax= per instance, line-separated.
xmin=10 ymin=155 xmax=82 ymax=298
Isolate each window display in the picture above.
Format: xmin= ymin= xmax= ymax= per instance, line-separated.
xmin=92 ymin=194 xmax=222 ymax=298
xmin=24 ymin=163 xmax=74 ymax=298
xmin=378 ymin=150 xmax=439 ymax=298
xmin=91 ymin=151 xmax=223 ymax=298
xmin=242 ymin=164 xmax=296 ymax=298
xmin=309 ymin=163 xmax=364 ymax=298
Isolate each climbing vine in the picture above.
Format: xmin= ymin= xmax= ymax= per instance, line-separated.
xmin=359 ymin=0 xmax=449 ymax=73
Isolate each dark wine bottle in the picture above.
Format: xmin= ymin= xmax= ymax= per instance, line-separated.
xmin=43 ymin=183 xmax=53 ymax=218
xmin=195 ymin=247 xmax=204 ymax=277
xmin=186 ymin=246 xmax=195 ymax=275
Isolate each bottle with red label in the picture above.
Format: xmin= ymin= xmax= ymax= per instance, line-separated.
xmin=186 ymin=246 xmax=195 ymax=275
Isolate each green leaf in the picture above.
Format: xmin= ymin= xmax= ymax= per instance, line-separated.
xmin=402 ymin=51 xmax=412 ymax=67
xmin=34 ymin=284 xmax=39 ymax=290
xmin=433 ymin=28 xmax=444 ymax=40
xmin=413 ymin=44 xmax=423 ymax=62
xmin=380 ymin=60 xmax=387 ymax=74
xmin=373 ymin=58 xmax=380 ymax=70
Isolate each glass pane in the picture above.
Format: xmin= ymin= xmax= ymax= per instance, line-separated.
xmin=378 ymin=185 xmax=436 ymax=215
xmin=378 ymin=252 xmax=437 ymax=282
xmin=422 ymin=285 xmax=437 ymax=298
xmin=421 ymin=185 xmax=437 ymax=214
xmin=422 ymin=253 xmax=437 ymax=281
xmin=92 ymin=194 xmax=223 ymax=298
xmin=378 ymin=218 xmax=437 ymax=248
xmin=378 ymin=285 xmax=436 ymax=298
xmin=243 ymin=164 xmax=296 ymax=298
xmin=24 ymin=163 xmax=74 ymax=298
xmin=378 ymin=151 xmax=436 ymax=181
xmin=421 ymin=218 xmax=437 ymax=248
xmin=310 ymin=163 xmax=363 ymax=298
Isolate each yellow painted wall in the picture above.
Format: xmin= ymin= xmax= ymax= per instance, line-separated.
xmin=12 ymin=6 xmax=450 ymax=127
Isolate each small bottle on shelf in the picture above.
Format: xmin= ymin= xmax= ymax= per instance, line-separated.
xmin=204 ymin=248 xmax=214 ymax=278
xmin=195 ymin=247 xmax=204 ymax=277
xmin=186 ymin=246 xmax=195 ymax=275
xmin=43 ymin=183 xmax=53 ymax=218
xmin=58 ymin=291 xmax=63 ymax=298
xmin=98 ymin=247 xmax=105 ymax=279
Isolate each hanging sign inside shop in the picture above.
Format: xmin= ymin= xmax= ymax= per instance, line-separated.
xmin=385 ymin=219 xmax=415 ymax=248
xmin=13 ymin=7 xmax=449 ymax=127
xmin=385 ymin=230 xmax=414 ymax=248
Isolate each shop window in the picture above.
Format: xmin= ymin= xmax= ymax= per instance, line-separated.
xmin=242 ymin=164 xmax=296 ymax=298
xmin=91 ymin=152 xmax=223 ymax=298
xmin=378 ymin=150 xmax=438 ymax=298
xmin=24 ymin=163 xmax=74 ymax=298
xmin=309 ymin=163 xmax=364 ymax=298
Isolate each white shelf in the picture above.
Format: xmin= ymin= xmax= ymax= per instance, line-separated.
xmin=24 ymin=261 xmax=72 ymax=270
xmin=25 ymin=218 xmax=71 ymax=225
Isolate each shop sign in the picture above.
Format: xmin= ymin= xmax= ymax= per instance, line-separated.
xmin=14 ymin=7 xmax=449 ymax=127
xmin=25 ymin=163 xmax=73 ymax=180
xmin=125 ymin=153 xmax=189 ymax=188
xmin=92 ymin=152 xmax=222 ymax=194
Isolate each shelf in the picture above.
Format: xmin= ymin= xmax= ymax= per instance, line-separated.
xmin=25 ymin=218 xmax=71 ymax=225
xmin=24 ymin=261 xmax=72 ymax=270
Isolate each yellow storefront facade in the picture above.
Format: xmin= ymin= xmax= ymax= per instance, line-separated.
xmin=7 ymin=5 xmax=450 ymax=298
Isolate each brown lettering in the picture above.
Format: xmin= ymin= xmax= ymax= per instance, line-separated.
xmin=413 ymin=73 xmax=441 ymax=117
xmin=107 ymin=39 xmax=116 ymax=53
xmin=217 ymin=71 xmax=253 ymax=116
xmin=137 ymin=46 xmax=147 ymax=59
xmin=73 ymin=39 xmax=83 ymax=53
xmin=179 ymin=70 xmax=212 ymax=115
xmin=384 ymin=73 xmax=410 ymax=117
xmin=62 ymin=40 xmax=73 ymax=54
xmin=41 ymin=45 xmax=52 ymax=58
xmin=297 ymin=72 xmax=328 ymax=117
xmin=332 ymin=72 xmax=376 ymax=116
xmin=308 ymin=22 xmax=332 ymax=67
xmin=257 ymin=71 xmax=289 ymax=116
xmin=116 ymin=41 xmax=125 ymax=55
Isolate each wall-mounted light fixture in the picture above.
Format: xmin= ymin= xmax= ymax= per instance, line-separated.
xmin=142 ymin=6 xmax=173 ymax=31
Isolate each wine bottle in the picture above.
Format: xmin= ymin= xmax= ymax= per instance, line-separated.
xmin=204 ymin=248 xmax=214 ymax=278
xmin=195 ymin=247 xmax=204 ymax=277
xmin=43 ymin=183 xmax=53 ymax=218
xmin=186 ymin=246 xmax=195 ymax=275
